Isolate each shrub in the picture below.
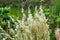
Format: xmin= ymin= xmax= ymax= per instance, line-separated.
xmin=0 ymin=6 xmax=50 ymax=40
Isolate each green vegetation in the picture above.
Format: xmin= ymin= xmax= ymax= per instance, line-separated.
xmin=0 ymin=0 xmax=60 ymax=40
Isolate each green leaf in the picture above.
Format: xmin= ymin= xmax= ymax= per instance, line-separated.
xmin=56 ymin=17 xmax=60 ymax=23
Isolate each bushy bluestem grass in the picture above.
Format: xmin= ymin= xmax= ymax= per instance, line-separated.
xmin=0 ymin=6 xmax=50 ymax=40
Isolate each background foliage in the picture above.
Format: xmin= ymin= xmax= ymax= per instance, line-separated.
xmin=0 ymin=0 xmax=60 ymax=40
